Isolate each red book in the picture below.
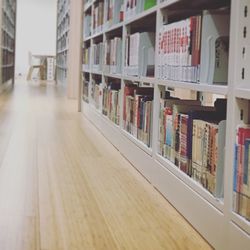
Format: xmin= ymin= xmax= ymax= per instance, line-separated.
xmin=237 ymin=127 xmax=250 ymax=193
xmin=123 ymin=85 xmax=137 ymax=121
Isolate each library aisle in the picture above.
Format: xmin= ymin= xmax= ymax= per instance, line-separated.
xmin=0 ymin=80 xmax=212 ymax=250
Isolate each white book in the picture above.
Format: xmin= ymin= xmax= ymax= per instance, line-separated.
xmin=130 ymin=32 xmax=140 ymax=67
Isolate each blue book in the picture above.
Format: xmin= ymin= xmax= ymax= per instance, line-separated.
xmin=243 ymin=139 xmax=250 ymax=185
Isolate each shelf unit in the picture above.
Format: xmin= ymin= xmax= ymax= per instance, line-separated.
xmin=80 ymin=0 xmax=250 ymax=249
xmin=56 ymin=0 xmax=70 ymax=84
xmin=0 ymin=0 xmax=16 ymax=92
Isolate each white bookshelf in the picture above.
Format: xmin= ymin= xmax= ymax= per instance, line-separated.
xmin=80 ymin=0 xmax=250 ymax=249
xmin=0 ymin=0 xmax=16 ymax=91
xmin=56 ymin=0 xmax=70 ymax=84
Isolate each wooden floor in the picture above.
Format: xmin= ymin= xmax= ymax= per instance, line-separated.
xmin=0 ymin=80 xmax=212 ymax=250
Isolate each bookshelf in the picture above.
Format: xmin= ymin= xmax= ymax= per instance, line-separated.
xmin=80 ymin=0 xmax=250 ymax=249
xmin=56 ymin=0 xmax=70 ymax=84
xmin=0 ymin=0 xmax=16 ymax=92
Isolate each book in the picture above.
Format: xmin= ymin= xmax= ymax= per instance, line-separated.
xmin=172 ymin=105 xmax=215 ymax=170
xmin=93 ymin=1 xmax=104 ymax=34
xmin=158 ymin=15 xmax=201 ymax=82
xmin=102 ymin=81 xmax=121 ymax=124
xmin=242 ymin=139 xmax=250 ymax=220
xmin=91 ymin=79 xmax=102 ymax=109
xmin=234 ymin=126 xmax=250 ymax=220
xmin=191 ymin=115 xmax=226 ymax=197
xmin=104 ymin=0 xmax=123 ymax=28
xmin=158 ymin=11 xmax=229 ymax=84
xmin=83 ymin=80 xmax=89 ymax=103
xmin=92 ymin=42 xmax=104 ymax=71
xmin=125 ymin=32 xmax=155 ymax=77
xmin=104 ymin=37 xmax=122 ymax=74
xmin=158 ymin=96 xmax=226 ymax=197
xmin=123 ymin=86 xmax=154 ymax=147
xmin=158 ymin=99 xmax=201 ymax=161
xmin=84 ymin=14 xmax=92 ymax=37
xmin=144 ymin=0 xmax=156 ymax=10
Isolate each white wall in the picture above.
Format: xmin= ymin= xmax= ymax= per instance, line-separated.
xmin=15 ymin=0 xmax=57 ymax=75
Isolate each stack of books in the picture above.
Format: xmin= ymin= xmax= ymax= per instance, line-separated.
xmin=157 ymin=11 xmax=229 ymax=84
xmin=104 ymin=0 xmax=124 ymax=29
xmin=91 ymin=80 xmax=102 ymax=109
xmin=92 ymin=42 xmax=104 ymax=72
xmin=93 ymin=1 xmax=104 ymax=34
xmin=102 ymin=82 xmax=121 ymax=125
xmin=104 ymin=37 xmax=122 ymax=74
xmin=125 ymin=32 xmax=155 ymax=77
xmin=123 ymin=84 xmax=154 ymax=147
xmin=158 ymin=94 xmax=227 ymax=197
xmin=234 ymin=126 xmax=250 ymax=221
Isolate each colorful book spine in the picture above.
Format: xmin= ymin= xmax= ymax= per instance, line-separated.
xmin=158 ymin=15 xmax=201 ymax=83
xmin=233 ymin=126 xmax=250 ymax=221
xmin=158 ymin=98 xmax=226 ymax=198
xmin=123 ymin=86 xmax=154 ymax=147
xmin=102 ymin=82 xmax=121 ymax=125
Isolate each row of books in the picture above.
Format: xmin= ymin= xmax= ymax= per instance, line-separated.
xmin=82 ymin=47 xmax=90 ymax=70
xmin=2 ymin=31 xmax=14 ymax=50
xmin=56 ymin=67 xmax=67 ymax=83
xmin=234 ymin=126 xmax=250 ymax=221
xmin=125 ymin=32 xmax=155 ymax=77
xmin=3 ymin=0 xmax=18 ymax=84
xmin=158 ymin=11 xmax=229 ymax=84
xmin=2 ymin=12 xmax=15 ymax=35
xmin=3 ymin=4 xmax=15 ymax=23
xmin=93 ymin=1 xmax=104 ymax=34
xmin=57 ymin=0 xmax=70 ymax=20
xmin=84 ymin=14 xmax=92 ymax=38
xmin=83 ymin=37 xmax=122 ymax=74
xmin=82 ymin=79 xmax=121 ymax=126
xmin=102 ymin=82 xmax=121 ymax=125
xmin=84 ymin=0 xmax=156 ymax=33
xmin=56 ymin=53 xmax=68 ymax=68
xmin=85 ymin=0 xmax=124 ymax=34
xmin=92 ymin=42 xmax=104 ymax=71
xmin=91 ymin=81 xmax=102 ymax=109
xmin=2 ymin=50 xmax=14 ymax=65
xmin=123 ymin=84 xmax=154 ymax=147
xmin=124 ymin=0 xmax=156 ymax=20
xmin=104 ymin=37 xmax=122 ymax=74
xmin=158 ymin=94 xmax=227 ymax=197
xmin=57 ymin=14 xmax=69 ymax=38
xmin=2 ymin=66 xmax=14 ymax=83
xmin=57 ymin=34 xmax=69 ymax=51
xmin=104 ymin=0 xmax=123 ymax=29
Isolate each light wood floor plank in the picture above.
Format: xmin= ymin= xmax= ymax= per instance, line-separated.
xmin=0 ymin=80 xmax=213 ymax=250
